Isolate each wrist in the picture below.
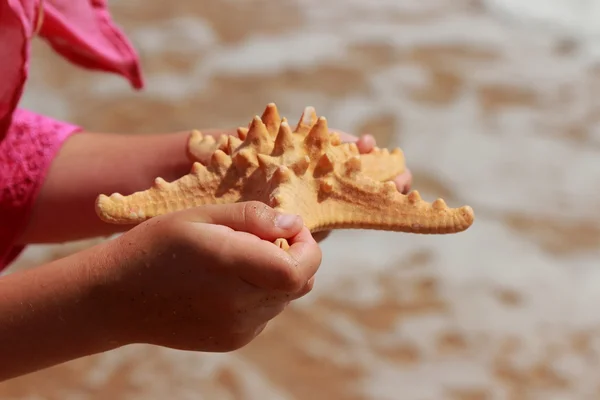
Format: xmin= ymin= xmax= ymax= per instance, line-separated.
xmin=53 ymin=241 xmax=130 ymax=351
xmin=76 ymin=239 xmax=138 ymax=349
xmin=0 ymin=241 xmax=127 ymax=380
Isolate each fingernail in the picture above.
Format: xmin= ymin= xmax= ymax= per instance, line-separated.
xmin=275 ymin=213 xmax=300 ymax=229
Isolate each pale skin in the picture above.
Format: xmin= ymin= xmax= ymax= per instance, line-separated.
xmin=1 ymin=128 xmax=412 ymax=382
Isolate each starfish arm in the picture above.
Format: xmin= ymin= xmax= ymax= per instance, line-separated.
xmin=359 ymin=148 xmax=406 ymax=182
xmin=96 ymin=159 xmax=237 ymax=224
xmin=288 ymin=176 xmax=474 ymax=235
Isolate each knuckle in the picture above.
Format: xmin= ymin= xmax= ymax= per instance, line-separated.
xmin=269 ymin=303 xmax=288 ymax=317
xmin=275 ymin=263 xmax=304 ymax=292
xmin=151 ymin=215 xmax=181 ymax=237
xmin=311 ymin=244 xmax=323 ymax=266
xmin=220 ymin=333 xmax=253 ymax=352
xmin=300 ymin=280 xmax=315 ymax=296
xmin=312 ymin=246 xmax=323 ymax=271
xmin=148 ymin=217 xmax=198 ymax=257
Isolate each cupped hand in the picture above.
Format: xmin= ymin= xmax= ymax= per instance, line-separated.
xmin=101 ymin=201 xmax=322 ymax=352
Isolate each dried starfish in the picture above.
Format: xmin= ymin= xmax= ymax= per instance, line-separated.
xmin=95 ymin=104 xmax=474 ymax=249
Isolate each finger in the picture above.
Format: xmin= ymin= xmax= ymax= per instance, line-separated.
xmin=393 ymin=169 xmax=413 ymax=194
xmin=233 ymin=307 xmax=279 ymax=344
xmin=283 ymin=226 xmax=322 ymax=287
xmin=254 ymin=322 xmax=268 ymax=337
xmin=237 ymin=226 xmax=321 ymax=293
xmin=293 ymin=276 xmax=315 ymax=299
xmin=182 ymin=201 xmax=304 ymax=241
xmin=355 ymin=134 xmax=376 ymax=153
xmin=194 ymin=223 xmax=322 ymax=293
xmin=253 ymin=303 xmax=288 ymax=323
xmin=255 ymin=275 xmax=316 ymax=306
xmin=244 ymin=279 xmax=314 ymax=327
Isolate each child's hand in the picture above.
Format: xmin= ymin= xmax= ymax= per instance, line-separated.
xmin=101 ymin=201 xmax=321 ymax=352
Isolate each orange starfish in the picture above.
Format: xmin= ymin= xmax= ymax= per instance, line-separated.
xmin=95 ymin=104 xmax=474 ymax=249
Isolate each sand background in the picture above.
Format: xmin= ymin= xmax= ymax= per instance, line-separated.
xmin=2 ymin=0 xmax=600 ymax=398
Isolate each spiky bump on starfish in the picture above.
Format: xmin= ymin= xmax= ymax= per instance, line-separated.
xmin=95 ymin=104 xmax=474 ymax=249
xmin=187 ymin=104 xmax=407 ymax=184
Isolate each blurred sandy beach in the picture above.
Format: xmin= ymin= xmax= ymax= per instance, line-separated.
xmin=2 ymin=0 xmax=600 ymax=398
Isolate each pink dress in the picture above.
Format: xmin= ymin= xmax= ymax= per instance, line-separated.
xmin=0 ymin=0 xmax=144 ymax=269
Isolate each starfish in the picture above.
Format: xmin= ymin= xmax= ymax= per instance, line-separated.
xmin=95 ymin=103 xmax=474 ymax=249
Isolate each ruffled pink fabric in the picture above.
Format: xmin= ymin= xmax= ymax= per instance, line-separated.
xmin=0 ymin=0 xmax=144 ymax=269
xmin=0 ymin=110 xmax=81 ymax=267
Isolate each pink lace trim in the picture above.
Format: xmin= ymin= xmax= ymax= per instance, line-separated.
xmin=0 ymin=109 xmax=82 ymax=269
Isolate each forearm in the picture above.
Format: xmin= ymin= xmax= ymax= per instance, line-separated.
xmin=0 ymin=241 xmax=121 ymax=381
xmin=18 ymin=129 xmax=229 ymax=244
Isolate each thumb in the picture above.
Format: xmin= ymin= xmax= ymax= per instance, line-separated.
xmin=183 ymin=201 xmax=304 ymax=241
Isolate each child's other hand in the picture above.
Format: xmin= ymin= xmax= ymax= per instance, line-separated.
xmin=100 ymin=201 xmax=321 ymax=353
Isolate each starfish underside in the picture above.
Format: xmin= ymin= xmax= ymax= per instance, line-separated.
xmin=96 ymin=104 xmax=474 ymax=249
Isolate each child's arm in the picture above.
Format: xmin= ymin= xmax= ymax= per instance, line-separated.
xmin=0 ymin=241 xmax=123 ymax=382
xmin=16 ymin=128 xmax=234 ymax=244
xmin=1 ymin=201 xmax=321 ymax=382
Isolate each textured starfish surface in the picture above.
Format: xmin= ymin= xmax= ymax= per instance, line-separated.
xmin=96 ymin=104 xmax=474 ymax=249
xmin=187 ymin=105 xmax=407 ymax=184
